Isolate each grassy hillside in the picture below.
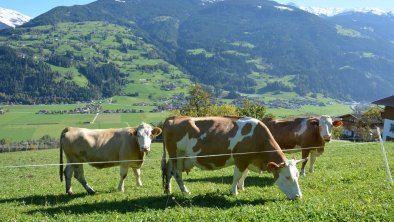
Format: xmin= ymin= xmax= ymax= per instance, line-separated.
xmin=10 ymin=0 xmax=394 ymax=101
xmin=0 ymin=141 xmax=392 ymax=221
xmin=0 ymin=21 xmax=191 ymax=103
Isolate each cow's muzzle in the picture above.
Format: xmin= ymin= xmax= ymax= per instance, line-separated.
xmin=140 ymin=147 xmax=150 ymax=152
xmin=323 ymin=135 xmax=331 ymax=142
xmin=289 ymin=194 xmax=302 ymax=200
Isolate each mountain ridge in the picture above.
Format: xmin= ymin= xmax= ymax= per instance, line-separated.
xmin=1 ymin=0 xmax=394 ymax=103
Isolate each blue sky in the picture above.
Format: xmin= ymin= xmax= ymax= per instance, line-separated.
xmin=0 ymin=0 xmax=95 ymax=17
xmin=1 ymin=0 xmax=394 ymax=18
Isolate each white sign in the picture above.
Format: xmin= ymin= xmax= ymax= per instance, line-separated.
xmin=383 ymin=119 xmax=394 ymax=141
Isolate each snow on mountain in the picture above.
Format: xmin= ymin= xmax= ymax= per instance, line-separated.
xmin=0 ymin=7 xmax=31 ymax=28
xmin=282 ymin=3 xmax=394 ymax=17
xmin=299 ymin=6 xmax=394 ymax=17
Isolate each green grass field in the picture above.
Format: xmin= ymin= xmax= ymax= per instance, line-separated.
xmin=0 ymin=141 xmax=393 ymax=221
xmin=0 ymin=101 xmax=351 ymax=141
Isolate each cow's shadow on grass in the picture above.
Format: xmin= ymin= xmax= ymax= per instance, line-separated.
xmin=184 ymin=174 xmax=275 ymax=187
xmin=4 ymin=175 xmax=277 ymax=216
xmin=25 ymin=192 xmax=279 ymax=216
xmin=0 ymin=193 xmax=86 ymax=206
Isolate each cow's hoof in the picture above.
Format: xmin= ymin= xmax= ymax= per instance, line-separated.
xmin=66 ymin=189 xmax=73 ymax=195
xmin=237 ymin=186 xmax=245 ymax=192
xmin=87 ymin=189 xmax=96 ymax=195
xmin=164 ymin=189 xmax=172 ymax=194
xmin=182 ymin=190 xmax=191 ymax=195
xmin=230 ymin=190 xmax=238 ymax=195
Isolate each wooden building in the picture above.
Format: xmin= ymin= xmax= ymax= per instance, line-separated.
xmin=372 ymin=95 xmax=394 ymax=141
xmin=336 ymin=114 xmax=359 ymax=139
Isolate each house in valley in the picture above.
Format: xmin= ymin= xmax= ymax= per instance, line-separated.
xmin=372 ymin=95 xmax=394 ymax=141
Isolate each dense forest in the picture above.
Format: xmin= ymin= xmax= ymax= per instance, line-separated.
xmin=0 ymin=46 xmax=124 ymax=104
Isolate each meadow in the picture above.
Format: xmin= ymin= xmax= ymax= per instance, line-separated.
xmin=0 ymin=100 xmax=351 ymax=141
xmin=0 ymin=141 xmax=393 ymax=221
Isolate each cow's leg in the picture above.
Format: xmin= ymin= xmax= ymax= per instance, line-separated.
xmin=118 ymin=165 xmax=129 ymax=192
xmin=231 ymin=166 xmax=244 ymax=195
xmin=73 ymin=165 xmax=95 ymax=195
xmin=237 ymin=169 xmax=249 ymax=192
xmin=164 ymin=160 xmax=173 ymax=194
xmin=300 ymin=149 xmax=310 ymax=176
xmin=309 ymin=150 xmax=319 ymax=173
xmin=64 ymin=164 xmax=74 ymax=195
xmin=133 ymin=168 xmax=142 ymax=187
xmin=173 ymin=160 xmax=189 ymax=194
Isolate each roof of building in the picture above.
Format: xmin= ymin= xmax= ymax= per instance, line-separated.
xmin=371 ymin=95 xmax=394 ymax=107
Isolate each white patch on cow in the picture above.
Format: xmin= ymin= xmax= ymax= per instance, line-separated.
xmin=319 ymin=115 xmax=334 ymax=141
xmin=228 ymin=117 xmax=259 ymax=151
xmin=294 ymin=119 xmax=308 ymax=137
xmin=176 ymin=133 xmax=201 ymax=171
xmin=275 ymin=160 xmax=302 ymax=200
xmin=136 ymin=123 xmax=154 ymax=151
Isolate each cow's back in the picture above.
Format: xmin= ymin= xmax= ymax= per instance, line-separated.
xmin=163 ymin=116 xmax=285 ymax=171
xmin=263 ymin=117 xmax=324 ymax=149
xmin=61 ymin=127 xmax=138 ymax=167
xmin=262 ymin=118 xmax=302 ymax=149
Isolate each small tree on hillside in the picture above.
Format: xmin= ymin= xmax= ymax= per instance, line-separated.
xmin=180 ymin=83 xmax=212 ymax=117
xmin=237 ymin=99 xmax=271 ymax=120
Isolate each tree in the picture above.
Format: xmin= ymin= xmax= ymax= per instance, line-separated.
xmin=181 ymin=83 xmax=212 ymax=117
xmin=237 ymin=99 xmax=269 ymax=120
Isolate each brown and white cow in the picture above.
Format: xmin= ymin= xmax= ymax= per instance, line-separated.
xmin=59 ymin=123 xmax=162 ymax=195
xmin=162 ymin=116 xmax=307 ymax=200
xmin=262 ymin=115 xmax=343 ymax=176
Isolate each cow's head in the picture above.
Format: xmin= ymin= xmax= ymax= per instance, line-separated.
xmin=310 ymin=115 xmax=343 ymax=142
xmin=268 ymin=159 xmax=306 ymax=200
xmin=134 ymin=123 xmax=162 ymax=152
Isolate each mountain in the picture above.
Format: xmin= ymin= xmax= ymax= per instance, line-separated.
xmin=297 ymin=6 xmax=393 ymax=17
xmin=0 ymin=7 xmax=31 ymax=29
xmin=1 ymin=0 xmax=394 ymax=103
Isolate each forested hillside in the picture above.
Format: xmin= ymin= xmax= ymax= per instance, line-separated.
xmin=1 ymin=0 xmax=393 ymax=103
xmin=0 ymin=21 xmax=190 ymax=104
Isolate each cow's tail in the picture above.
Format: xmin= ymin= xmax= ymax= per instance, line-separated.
xmin=59 ymin=127 xmax=68 ymax=182
xmin=161 ymin=138 xmax=167 ymax=189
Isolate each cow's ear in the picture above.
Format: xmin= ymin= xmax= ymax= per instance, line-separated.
xmin=267 ymin=162 xmax=280 ymax=172
xmin=309 ymin=119 xmax=319 ymax=126
xmin=128 ymin=129 xmax=137 ymax=136
xmin=333 ymin=120 xmax=343 ymax=127
xmin=151 ymin=127 xmax=162 ymax=137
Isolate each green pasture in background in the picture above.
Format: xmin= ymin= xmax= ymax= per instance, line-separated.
xmin=0 ymin=101 xmax=351 ymax=141
xmin=0 ymin=141 xmax=392 ymax=221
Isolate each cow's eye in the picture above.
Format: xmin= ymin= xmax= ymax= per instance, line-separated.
xmin=286 ymin=176 xmax=291 ymax=180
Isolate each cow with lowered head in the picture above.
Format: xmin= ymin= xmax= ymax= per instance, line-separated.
xmin=162 ymin=116 xmax=307 ymax=200
xmin=60 ymin=122 xmax=162 ymax=195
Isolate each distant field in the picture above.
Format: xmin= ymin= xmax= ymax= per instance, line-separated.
xmin=0 ymin=102 xmax=172 ymax=141
xmin=0 ymin=141 xmax=392 ymax=221
xmin=0 ymin=100 xmax=351 ymax=141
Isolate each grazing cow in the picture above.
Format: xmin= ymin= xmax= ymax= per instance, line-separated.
xmin=59 ymin=123 xmax=162 ymax=195
xmin=262 ymin=115 xmax=343 ymax=176
xmin=162 ymin=116 xmax=307 ymax=200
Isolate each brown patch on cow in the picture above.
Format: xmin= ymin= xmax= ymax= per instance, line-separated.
xmin=128 ymin=128 xmax=136 ymax=136
xmin=309 ymin=118 xmax=319 ymax=126
xmin=151 ymin=127 xmax=162 ymax=137
xmin=241 ymin=123 xmax=252 ymax=136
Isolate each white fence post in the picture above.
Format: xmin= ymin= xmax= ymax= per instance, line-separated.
xmin=377 ymin=127 xmax=393 ymax=186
